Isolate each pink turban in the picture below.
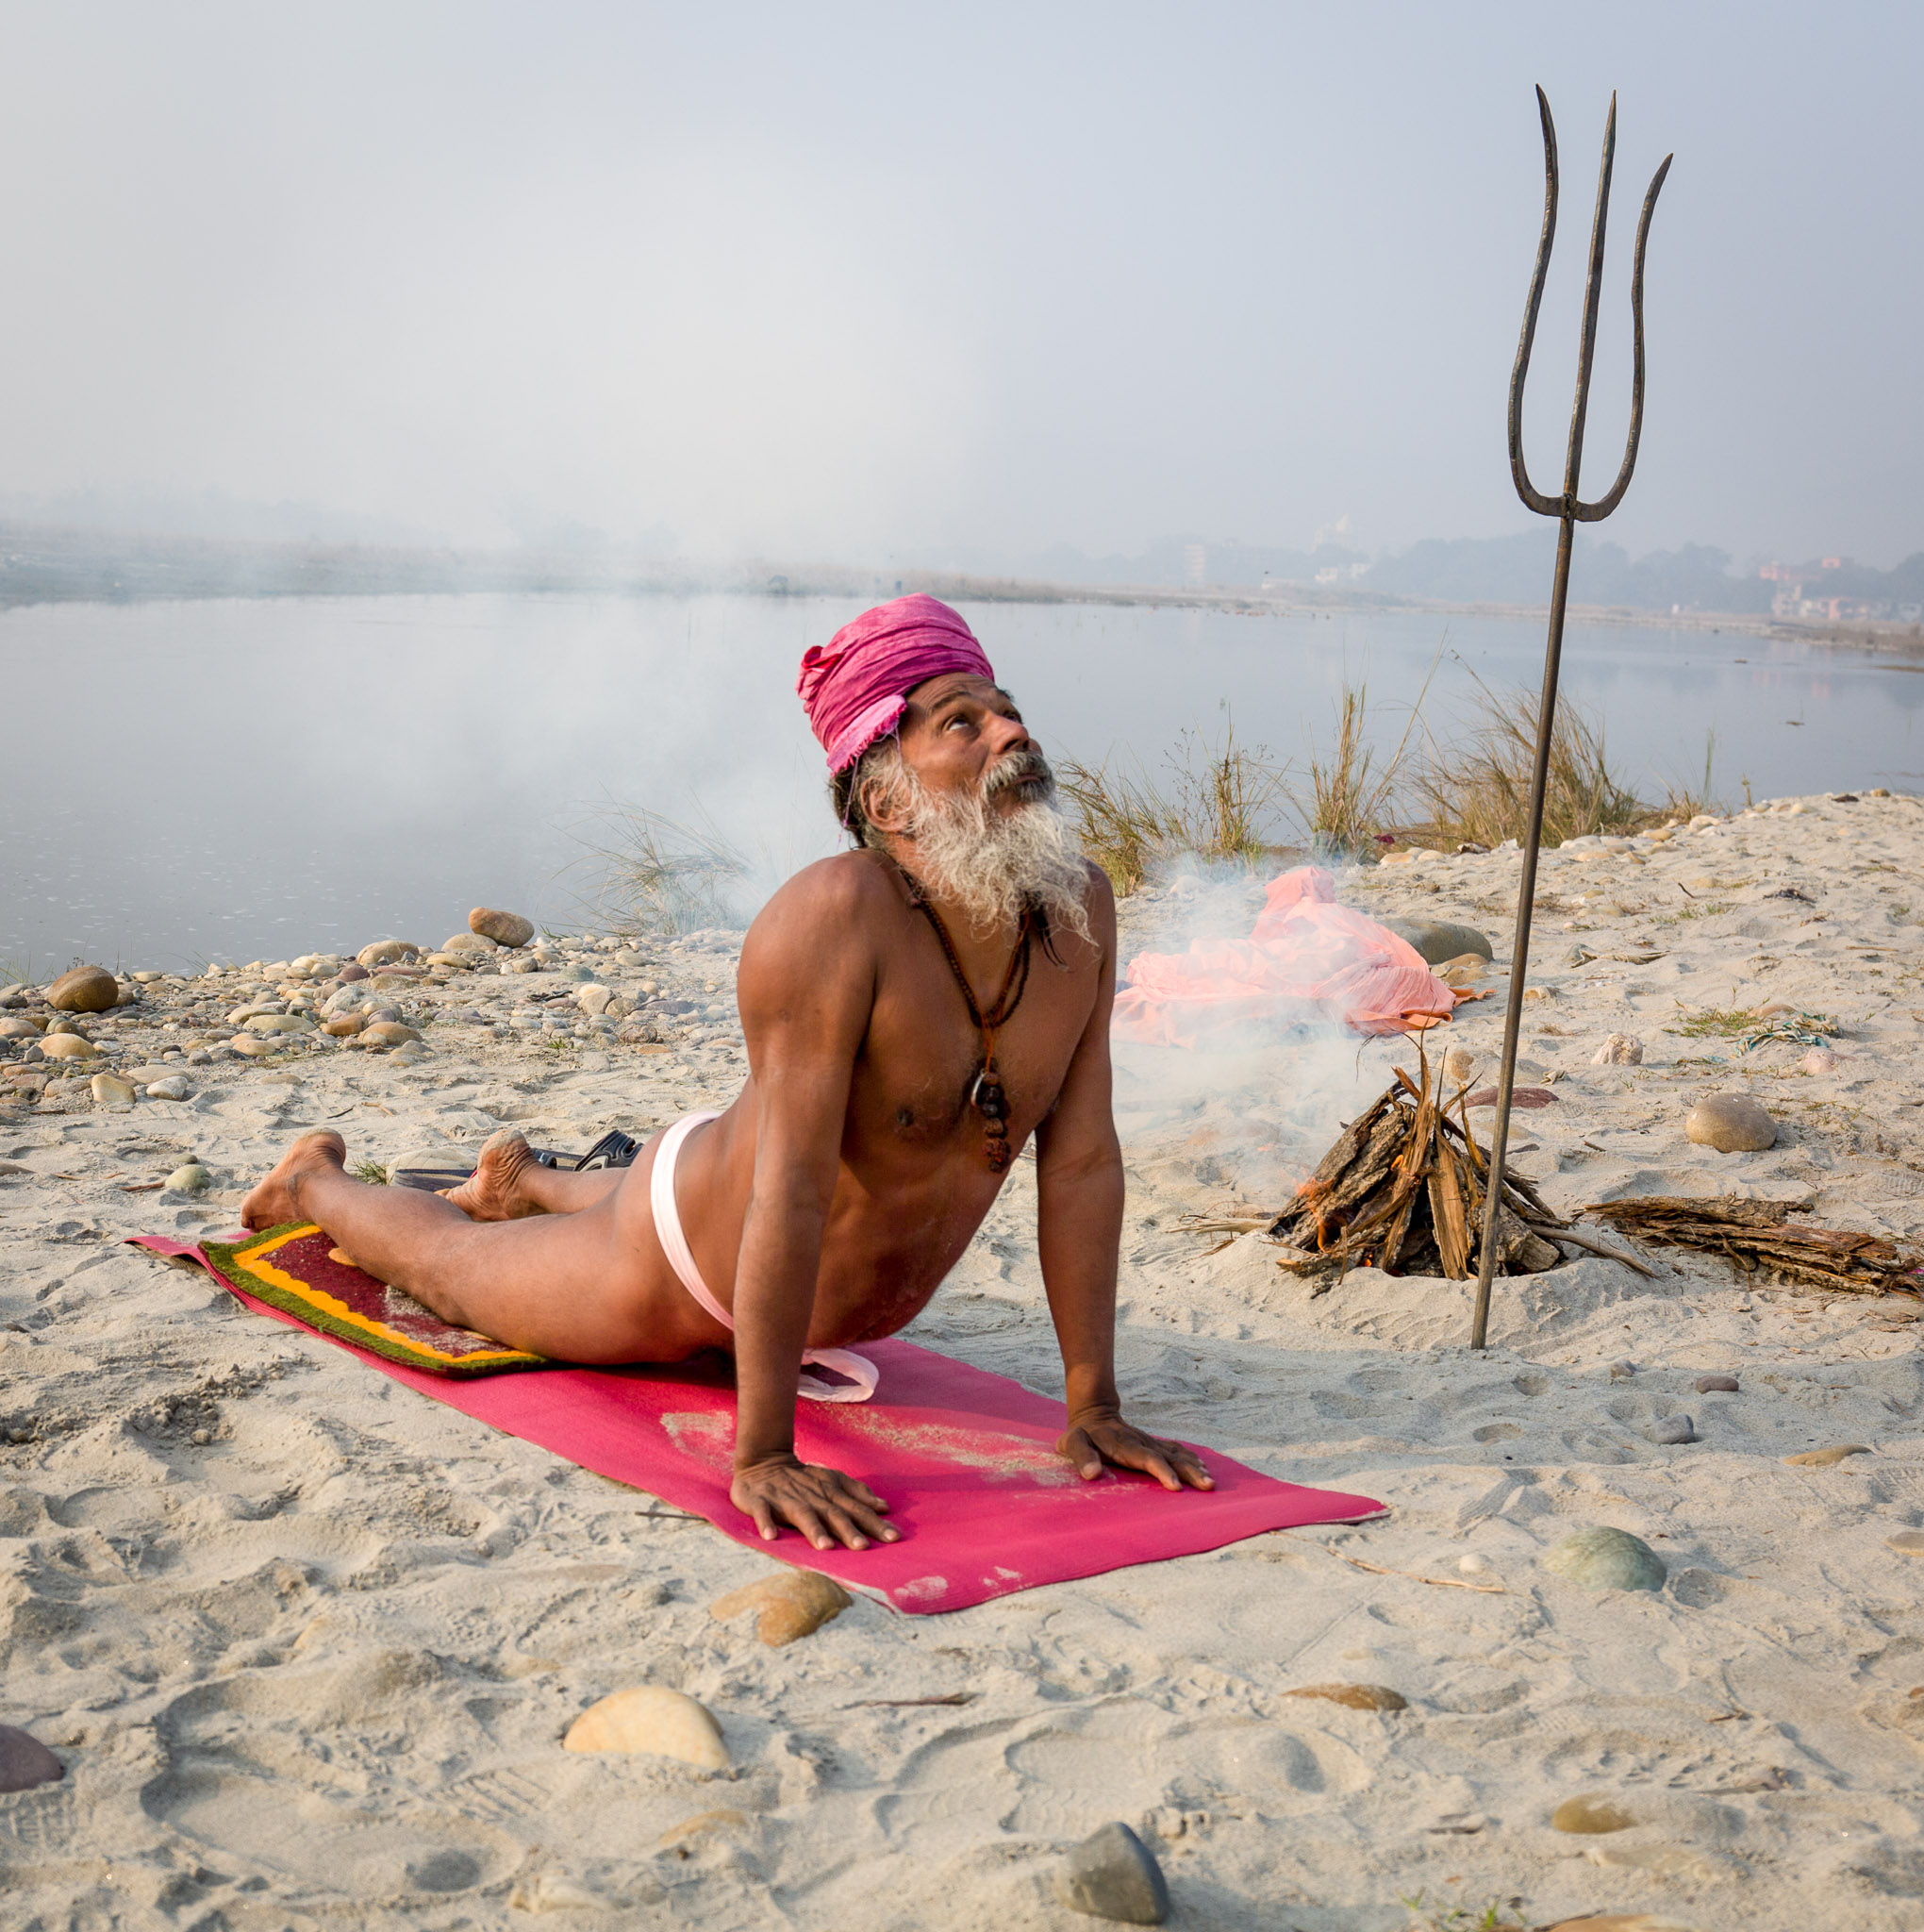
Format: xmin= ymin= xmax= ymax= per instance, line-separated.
xmin=796 ymin=594 xmax=995 ymax=772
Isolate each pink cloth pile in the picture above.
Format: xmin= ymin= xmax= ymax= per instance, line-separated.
xmin=1112 ymin=866 xmax=1458 ymax=1045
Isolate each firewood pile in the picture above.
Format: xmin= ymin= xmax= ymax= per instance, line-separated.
xmin=1267 ymin=1048 xmax=1583 ymax=1290
xmin=1586 ymin=1195 xmax=1924 ymax=1295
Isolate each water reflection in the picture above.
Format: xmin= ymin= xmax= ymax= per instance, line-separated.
xmin=1 ymin=592 xmax=1916 ymax=971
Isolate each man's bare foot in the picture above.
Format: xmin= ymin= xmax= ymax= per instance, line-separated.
xmin=440 ymin=1128 xmax=546 ymax=1222
xmin=241 ymin=1131 xmax=348 ymax=1230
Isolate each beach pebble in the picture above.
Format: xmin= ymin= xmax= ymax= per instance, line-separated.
xmin=357 ymin=940 xmax=419 ymax=968
xmin=1607 ymin=1359 xmax=1636 ymax=1380
xmin=708 ymin=1569 xmax=852 ymax=1647
xmin=246 ymin=1013 xmax=314 ymax=1036
xmin=230 ymin=1035 xmax=278 ymax=1058
xmin=46 ymin=964 xmax=121 ymax=1013
xmin=38 ymin=1033 xmax=98 ymax=1061
xmin=577 ymin=984 xmax=618 ymax=1017
xmin=87 ymin=1072 xmax=137 ymax=1106
xmin=1695 ymin=1374 xmax=1739 ymax=1394
xmin=1592 ymin=1033 xmax=1644 ymax=1065
xmin=1542 ymin=1526 xmax=1665 ymax=1592
xmin=0 ymin=1724 xmax=64 ymax=1793
xmin=471 ymin=906 xmax=536 ymax=948
xmin=1443 ymin=1047 xmax=1477 ymax=1084
xmin=1783 ymin=1443 xmax=1869 ymax=1467
xmin=165 ymin=1164 xmax=211 ymax=1193
xmin=1053 ymin=1822 xmax=1169 ymax=1925
xmin=321 ymin=1012 xmax=368 ymax=1037
xmin=1649 ymin=1414 xmax=1696 ymax=1445
xmin=1685 ymin=1092 xmax=1776 ymax=1153
xmin=561 ymin=1686 xmax=729 ymax=1768
xmin=0 ymin=1016 xmax=42 ymax=1040
xmin=1457 ymin=1553 xmax=1491 ymax=1574
xmin=1551 ymin=1793 xmax=1636 ymax=1835
xmin=145 ymin=1075 xmax=192 ymax=1100
xmin=357 ymin=1022 xmax=422 ymax=1050
xmin=441 ymin=931 xmax=498 ymax=955
xmin=1283 ymin=1682 xmax=1407 ymax=1712
xmin=337 ymin=962 xmax=370 ymax=983
xmin=1883 ymin=1529 xmax=1924 ymax=1557
xmin=1800 ymin=1046 xmax=1837 ymax=1074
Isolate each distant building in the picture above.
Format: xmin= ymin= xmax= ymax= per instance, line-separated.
xmin=1184 ymin=542 xmax=1206 ymax=588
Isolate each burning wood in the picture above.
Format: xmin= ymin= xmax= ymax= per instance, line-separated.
xmin=1267 ymin=1046 xmax=1575 ymax=1290
xmin=1585 ymin=1195 xmax=1924 ymax=1295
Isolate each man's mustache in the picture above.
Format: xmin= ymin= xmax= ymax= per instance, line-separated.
xmin=984 ymin=748 xmax=1054 ymax=797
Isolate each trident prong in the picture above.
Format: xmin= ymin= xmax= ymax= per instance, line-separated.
xmin=1469 ymin=92 xmax=1671 ymax=1353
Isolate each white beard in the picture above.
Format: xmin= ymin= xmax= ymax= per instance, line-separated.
xmin=898 ymin=757 xmax=1092 ymax=942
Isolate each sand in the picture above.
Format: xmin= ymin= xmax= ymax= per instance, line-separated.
xmin=4 ymin=790 xmax=1923 ymax=1929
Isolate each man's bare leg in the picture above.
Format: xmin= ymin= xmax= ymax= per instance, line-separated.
xmin=240 ymin=1133 xmax=683 ymax=1362
xmin=440 ymin=1128 xmax=624 ymax=1222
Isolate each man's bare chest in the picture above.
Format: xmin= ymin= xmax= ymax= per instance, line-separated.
xmin=857 ymin=946 xmax=1094 ymax=1150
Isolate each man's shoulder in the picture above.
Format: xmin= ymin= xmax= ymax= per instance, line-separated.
xmin=743 ymin=851 xmax=896 ymax=957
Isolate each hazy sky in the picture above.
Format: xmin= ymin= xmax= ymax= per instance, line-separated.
xmin=0 ymin=4 xmax=1917 ymax=567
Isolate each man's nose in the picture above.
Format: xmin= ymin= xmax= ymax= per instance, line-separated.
xmin=986 ymin=712 xmax=1031 ymax=758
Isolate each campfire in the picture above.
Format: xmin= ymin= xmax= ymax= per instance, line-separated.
xmin=1264 ymin=1044 xmax=1592 ymax=1290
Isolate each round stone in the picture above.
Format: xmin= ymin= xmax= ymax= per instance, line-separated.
xmin=145 ymin=1075 xmax=192 ymax=1101
xmin=165 ymin=1164 xmax=211 ymax=1192
xmin=1385 ymin=919 xmax=1493 ymax=965
xmin=1541 ymin=1526 xmax=1666 ymax=1592
xmin=357 ymin=1021 xmax=422 ymax=1050
xmin=1695 ymin=1374 xmax=1739 ymax=1394
xmin=46 ymin=965 xmax=120 ymax=1013
xmin=1649 ymin=1414 xmax=1696 ymax=1445
xmin=357 ymin=940 xmax=420 ymax=968
xmin=230 ymin=1035 xmax=277 ymax=1058
xmin=1053 ymin=1822 xmax=1169 ymax=1925
xmin=90 ymin=1073 xmax=138 ymax=1108
xmin=470 ymin=907 xmax=536 ymax=949
xmin=1592 ymin=1033 xmax=1645 ymax=1066
xmin=0 ymin=1016 xmax=41 ymax=1040
xmin=1885 ymin=1530 xmax=1924 ymax=1557
xmin=1800 ymin=1046 xmax=1837 ymax=1074
xmin=322 ymin=1012 xmax=368 ymax=1037
xmin=1551 ymin=1793 xmax=1636 ymax=1835
xmin=0 ymin=1724 xmax=63 ymax=1793
xmin=1685 ymin=1092 xmax=1777 ymax=1153
xmin=38 ymin=1034 xmax=98 ymax=1061
xmin=562 ymin=1686 xmax=729 ymax=1767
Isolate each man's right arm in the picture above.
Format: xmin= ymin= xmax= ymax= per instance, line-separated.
xmin=727 ymin=857 xmax=900 ymax=1551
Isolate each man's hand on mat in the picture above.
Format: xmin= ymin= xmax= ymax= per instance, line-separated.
xmin=1058 ymin=1409 xmax=1214 ymax=1491
xmin=731 ymin=1457 xmax=900 ymax=1551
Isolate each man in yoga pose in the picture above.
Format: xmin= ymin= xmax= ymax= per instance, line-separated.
xmin=242 ymin=594 xmax=1211 ymax=1551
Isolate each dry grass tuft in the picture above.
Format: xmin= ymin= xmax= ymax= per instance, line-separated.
xmin=560 ymin=801 xmax=750 ymax=936
xmin=1296 ymin=679 xmax=1423 ymax=858
xmin=1060 ymin=721 xmax=1287 ymax=893
xmin=1402 ymin=671 xmax=1670 ymax=850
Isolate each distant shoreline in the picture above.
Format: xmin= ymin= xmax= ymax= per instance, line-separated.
xmin=1 ymin=520 xmax=1919 ymax=661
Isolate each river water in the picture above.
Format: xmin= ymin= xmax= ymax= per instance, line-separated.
xmin=4 ymin=591 xmax=1919 ymax=973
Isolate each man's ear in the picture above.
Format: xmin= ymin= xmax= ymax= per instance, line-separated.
xmin=859 ymin=766 xmax=913 ymax=839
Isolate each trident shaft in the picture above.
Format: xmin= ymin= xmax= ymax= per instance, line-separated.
xmin=1468 ymin=91 xmax=1671 ymax=1351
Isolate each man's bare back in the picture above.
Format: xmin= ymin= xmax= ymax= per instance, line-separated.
xmin=242 ymin=607 xmax=1211 ymax=1548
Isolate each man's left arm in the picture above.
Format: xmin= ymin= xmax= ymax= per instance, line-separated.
xmin=1034 ymin=867 xmax=1213 ymax=1492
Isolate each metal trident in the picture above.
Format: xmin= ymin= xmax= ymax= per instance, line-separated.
xmin=1468 ymin=91 xmax=1672 ymax=1351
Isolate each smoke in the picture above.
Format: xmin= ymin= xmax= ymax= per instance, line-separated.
xmin=1108 ymin=860 xmax=1411 ymax=1211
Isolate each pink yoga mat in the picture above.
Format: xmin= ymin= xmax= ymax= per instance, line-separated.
xmin=131 ymin=1234 xmax=1384 ymax=1613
